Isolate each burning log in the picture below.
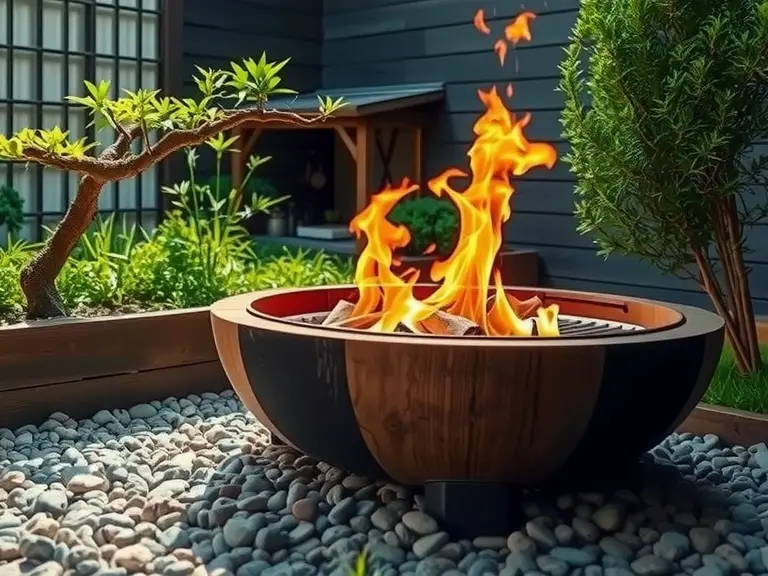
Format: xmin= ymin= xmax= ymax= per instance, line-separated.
xmin=418 ymin=310 xmax=482 ymax=336
xmin=322 ymin=300 xmax=356 ymax=325
xmin=487 ymin=293 xmax=543 ymax=318
xmin=321 ymin=300 xmax=482 ymax=336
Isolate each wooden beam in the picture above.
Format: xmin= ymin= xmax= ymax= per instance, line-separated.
xmin=242 ymin=129 xmax=262 ymax=159
xmin=334 ymin=126 xmax=357 ymax=162
xmin=355 ymin=122 xmax=369 ymax=214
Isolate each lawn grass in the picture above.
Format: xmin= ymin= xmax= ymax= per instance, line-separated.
xmin=703 ymin=344 xmax=768 ymax=413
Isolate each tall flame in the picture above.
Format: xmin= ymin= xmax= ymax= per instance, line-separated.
xmin=346 ymin=10 xmax=560 ymax=337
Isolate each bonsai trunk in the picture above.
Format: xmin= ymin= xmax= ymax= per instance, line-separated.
xmin=21 ymin=177 xmax=103 ymax=319
xmin=20 ymin=129 xmax=138 ymax=319
xmin=694 ymin=196 xmax=762 ymax=374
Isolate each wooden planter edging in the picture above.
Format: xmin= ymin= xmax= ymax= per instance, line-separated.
xmin=0 ymin=308 xmax=228 ymax=429
xmin=678 ymin=404 xmax=768 ymax=448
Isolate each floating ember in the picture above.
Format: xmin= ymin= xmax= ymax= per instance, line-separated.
xmin=330 ymin=11 xmax=559 ymax=337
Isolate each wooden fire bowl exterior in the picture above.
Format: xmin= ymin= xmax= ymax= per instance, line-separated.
xmin=210 ymin=286 xmax=725 ymax=487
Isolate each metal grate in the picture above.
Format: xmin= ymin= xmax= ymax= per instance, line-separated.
xmin=543 ymin=314 xmax=643 ymax=337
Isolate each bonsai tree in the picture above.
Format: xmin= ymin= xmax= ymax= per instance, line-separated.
xmin=560 ymin=0 xmax=768 ymax=373
xmin=389 ymin=196 xmax=459 ymax=257
xmin=0 ymin=53 xmax=345 ymax=319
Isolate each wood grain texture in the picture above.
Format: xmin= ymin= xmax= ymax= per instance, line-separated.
xmin=678 ymin=404 xmax=768 ymax=447
xmin=344 ymin=340 xmax=605 ymax=485
xmin=0 ymin=308 xmax=218 ymax=391
xmin=0 ymin=361 xmax=228 ymax=430
xmin=210 ymin=297 xmax=300 ymax=450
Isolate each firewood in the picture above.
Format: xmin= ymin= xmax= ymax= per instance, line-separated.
xmin=487 ymin=293 xmax=543 ymax=318
xmin=418 ymin=309 xmax=483 ymax=336
xmin=322 ymin=300 xmax=356 ymax=326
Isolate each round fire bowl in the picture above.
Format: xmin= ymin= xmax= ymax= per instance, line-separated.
xmin=210 ymin=285 xmax=724 ymax=487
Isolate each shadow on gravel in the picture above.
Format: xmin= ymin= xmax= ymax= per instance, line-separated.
xmin=1 ymin=393 xmax=768 ymax=576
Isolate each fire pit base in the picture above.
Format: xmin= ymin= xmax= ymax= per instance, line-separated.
xmin=423 ymin=481 xmax=523 ymax=540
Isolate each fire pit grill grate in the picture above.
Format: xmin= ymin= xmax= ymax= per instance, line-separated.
xmin=286 ymin=312 xmax=644 ymax=337
xmin=550 ymin=314 xmax=643 ymax=337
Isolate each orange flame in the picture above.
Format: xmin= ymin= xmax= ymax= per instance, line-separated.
xmin=346 ymin=11 xmax=560 ymax=337
xmin=505 ymin=11 xmax=536 ymax=45
xmin=494 ymin=40 xmax=508 ymax=66
xmin=473 ymin=9 xmax=491 ymax=35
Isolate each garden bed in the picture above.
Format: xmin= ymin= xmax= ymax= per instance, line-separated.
xmin=675 ymin=318 xmax=768 ymax=445
xmin=0 ymin=307 xmax=228 ymax=429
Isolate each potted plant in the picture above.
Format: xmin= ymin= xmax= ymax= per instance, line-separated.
xmin=389 ymin=195 xmax=459 ymax=258
xmin=560 ymin=0 xmax=768 ymax=374
xmin=386 ymin=195 xmax=538 ymax=284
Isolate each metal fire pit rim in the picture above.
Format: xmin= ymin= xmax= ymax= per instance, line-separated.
xmin=210 ymin=285 xmax=725 ymax=348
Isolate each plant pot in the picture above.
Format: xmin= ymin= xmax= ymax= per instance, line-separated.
xmin=267 ymin=216 xmax=287 ymax=238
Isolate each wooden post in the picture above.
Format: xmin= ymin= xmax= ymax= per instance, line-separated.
xmin=355 ymin=122 xmax=369 ymax=214
xmin=413 ymin=125 xmax=423 ymax=194
xmin=355 ymin=122 xmax=369 ymax=254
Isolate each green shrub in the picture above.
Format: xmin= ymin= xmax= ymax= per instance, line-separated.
xmin=0 ymin=185 xmax=24 ymax=237
xmin=0 ymin=141 xmax=354 ymax=318
xmin=56 ymin=215 xmax=138 ymax=308
xmin=0 ymin=238 xmax=33 ymax=313
xmin=388 ymin=196 xmax=459 ymax=257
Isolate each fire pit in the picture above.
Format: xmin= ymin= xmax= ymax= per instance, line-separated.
xmin=211 ymin=11 xmax=724 ymax=538
xmin=211 ymin=285 xmax=723 ymax=537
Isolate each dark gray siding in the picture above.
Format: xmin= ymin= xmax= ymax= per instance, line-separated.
xmin=322 ymin=0 xmax=768 ymax=314
xmin=182 ymin=0 xmax=331 ymax=197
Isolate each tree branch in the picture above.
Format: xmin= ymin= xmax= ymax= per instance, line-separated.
xmin=18 ymin=107 xmax=327 ymax=182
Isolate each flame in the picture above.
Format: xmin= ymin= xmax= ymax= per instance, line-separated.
xmin=505 ymin=11 xmax=536 ymax=45
xmin=473 ymin=9 xmax=491 ymax=35
xmin=494 ymin=40 xmax=508 ymax=66
xmin=346 ymin=11 xmax=560 ymax=337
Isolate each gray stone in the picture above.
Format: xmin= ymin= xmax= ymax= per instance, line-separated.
xmin=371 ymin=507 xmax=399 ymax=531
xmin=402 ymin=511 xmax=439 ymax=536
xmin=413 ymin=532 xmax=450 ymax=558
xmin=550 ymin=546 xmax=597 ymax=567
xmin=630 ymin=554 xmax=672 ymax=575
xmin=223 ymin=516 xmax=259 ymax=548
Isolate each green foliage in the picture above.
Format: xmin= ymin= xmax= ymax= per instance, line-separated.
xmin=559 ymin=0 xmax=768 ymax=275
xmin=0 ymin=52 xmax=348 ymax=161
xmin=0 ymin=185 xmax=24 ymax=236
xmin=0 ymin=238 xmax=34 ymax=313
xmin=389 ymin=196 xmax=459 ymax=257
xmin=0 ymin=139 xmax=354 ymax=316
xmin=56 ymin=215 xmax=138 ymax=308
xmin=704 ymin=344 xmax=768 ymax=413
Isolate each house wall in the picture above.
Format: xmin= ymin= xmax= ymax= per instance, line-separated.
xmin=322 ymin=0 xmax=768 ymax=314
xmin=182 ymin=0 xmax=333 ymax=204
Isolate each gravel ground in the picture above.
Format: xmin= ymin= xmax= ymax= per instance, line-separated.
xmin=2 ymin=393 xmax=768 ymax=576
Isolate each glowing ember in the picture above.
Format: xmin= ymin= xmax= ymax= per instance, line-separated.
xmin=339 ymin=10 xmax=559 ymax=337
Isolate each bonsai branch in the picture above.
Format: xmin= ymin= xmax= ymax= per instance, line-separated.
xmin=20 ymin=108 xmax=326 ymax=183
